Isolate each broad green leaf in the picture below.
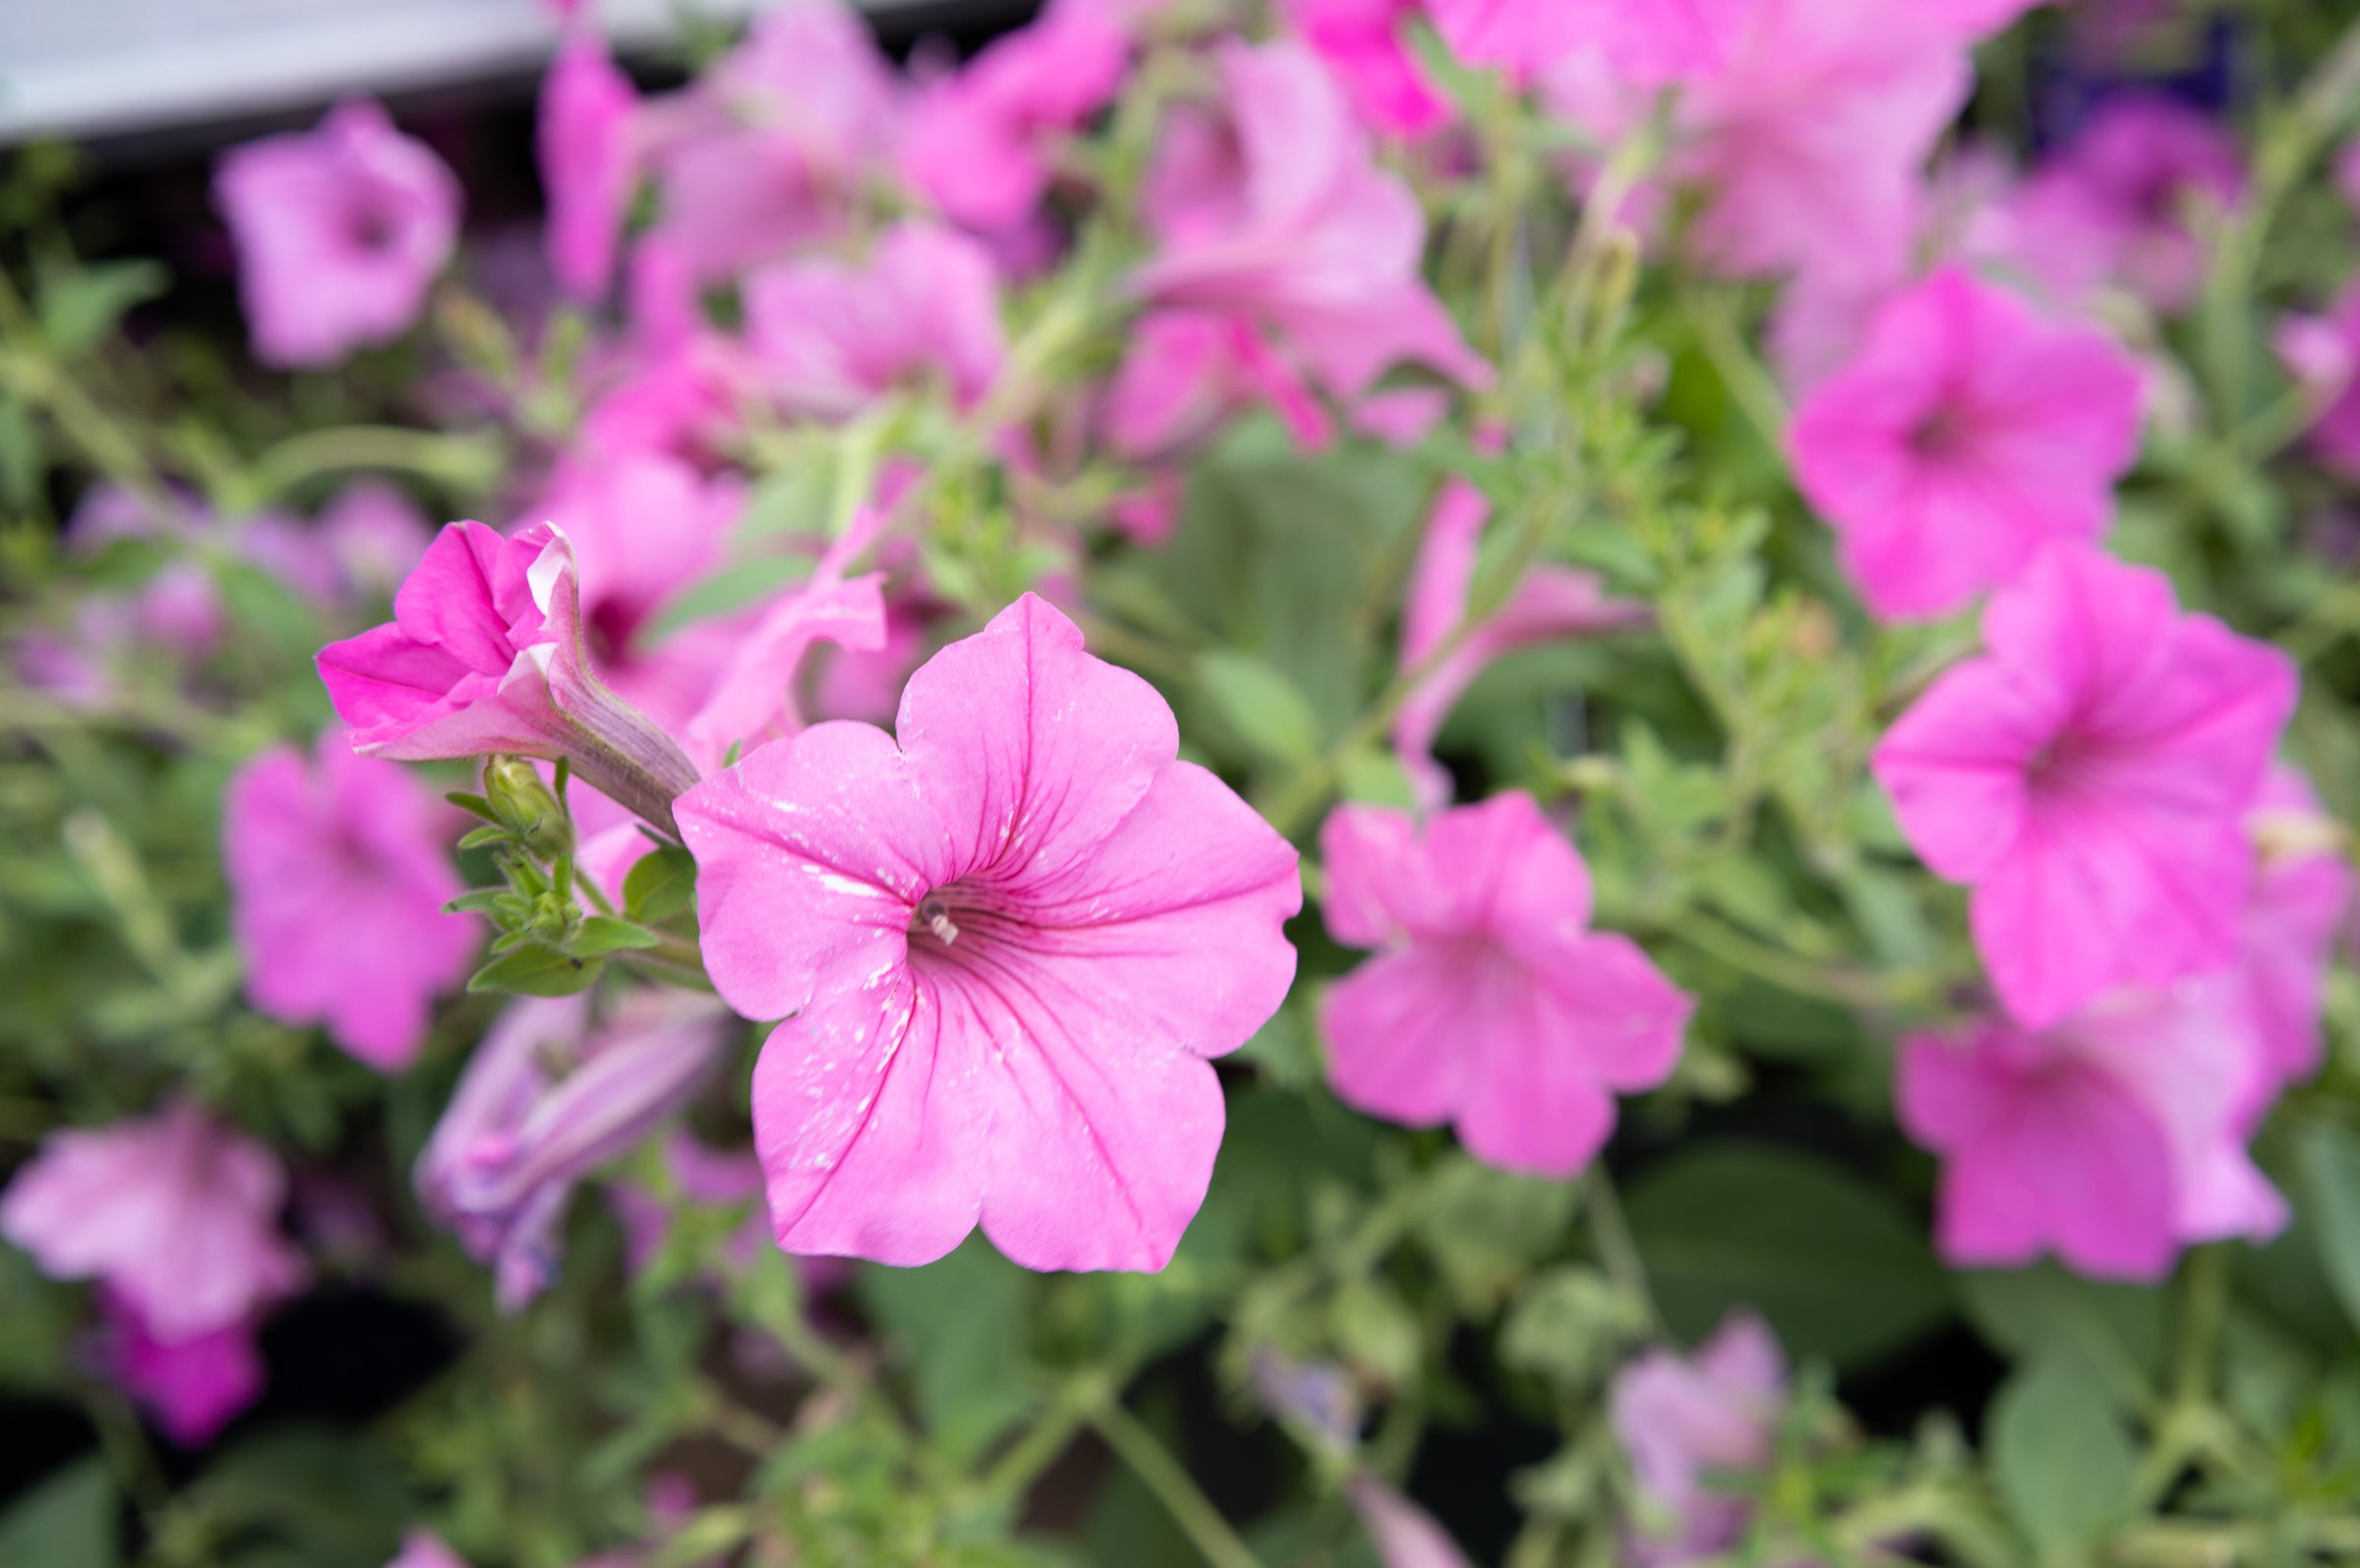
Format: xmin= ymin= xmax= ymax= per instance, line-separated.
xmin=1197 ymin=650 xmax=1322 ymax=768
xmin=2299 ymin=1122 xmax=2360 ymax=1337
xmin=1624 ymin=1142 xmax=1949 ymax=1368
xmin=467 ymin=943 xmax=602 ymax=997
xmin=39 ymin=260 xmax=168 ymax=356
xmin=572 ymin=914 xmax=661 ymax=957
xmin=190 ymin=1425 xmax=409 ymax=1565
xmin=623 ymin=844 xmax=698 ymax=925
xmin=1988 ymin=1355 xmax=2137 ymax=1556
xmin=856 ymin=1235 xmax=1036 ymax=1465
xmin=0 ymin=1459 xmax=115 ymax=1568
xmin=1958 ymin=1263 xmax=2165 ymax=1406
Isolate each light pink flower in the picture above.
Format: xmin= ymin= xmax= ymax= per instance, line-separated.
xmin=1871 ymin=544 xmax=2296 ymax=1029
xmin=1284 ymin=0 xmax=1453 ymax=140
xmin=2287 ymin=283 xmax=2360 ymax=480
xmin=2239 ymin=767 xmax=2355 ymax=1092
xmin=743 ymin=223 xmax=1006 ymax=421
xmin=225 ymin=731 xmax=476 ymax=1070
xmin=419 ymin=993 xmax=734 ymax=1308
xmin=677 ymin=595 xmax=1301 ymax=1271
xmin=1430 ymin=0 xmax=1744 ymax=85
xmin=101 ymin=1291 xmax=265 ymax=1446
xmin=1394 ymin=470 xmax=1647 ymax=808
xmin=539 ymin=31 xmax=638 ymax=301
xmin=0 ymin=1100 xmax=309 ymax=1344
xmin=1345 ymin=1475 xmax=1476 ymax=1568
xmin=2026 ymin=93 xmax=2244 ymax=314
xmin=1126 ymin=41 xmax=1489 ymax=426
xmin=1788 ymin=265 xmax=2146 ymax=621
xmin=388 ymin=1532 xmax=473 ymax=1568
xmin=1102 ymin=309 xmax=1336 ymax=457
xmin=215 ymin=99 xmax=460 ymax=368
xmin=317 ymin=521 xmax=702 ymax=834
xmin=320 ymin=481 xmax=436 ymax=601
xmin=1609 ymin=1312 xmax=1786 ymax=1567
xmin=901 ymin=0 xmax=1130 ymax=231
xmin=1318 ymin=793 xmax=1690 ymax=1177
xmin=1900 ymin=984 xmax=2288 ymax=1281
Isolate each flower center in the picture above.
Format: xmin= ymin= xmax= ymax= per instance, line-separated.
xmin=914 ymin=893 xmax=963 ymax=947
xmin=1907 ymin=404 xmax=1971 ymax=460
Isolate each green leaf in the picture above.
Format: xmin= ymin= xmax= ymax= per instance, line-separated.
xmin=1337 ymin=749 xmax=1419 ymax=808
xmin=189 ymin=1424 xmax=409 ymax=1565
xmin=571 ymin=914 xmax=662 ymax=957
xmin=1413 ymin=1156 xmax=1579 ymax=1313
xmin=467 ymin=944 xmax=602 ymax=997
xmin=856 ymin=1235 xmax=1036 ymax=1465
xmin=441 ymin=889 xmax=507 ymax=915
xmin=1196 ymin=650 xmax=1322 ymax=768
xmin=442 ymin=791 xmax=500 ymax=823
xmin=0 ymin=1459 xmax=116 ymax=1568
xmin=1501 ymin=1265 xmax=1645 ymax=1389
xmin=623 ymin=845 xmax=698 ymax=925
xmin=1330 ymin=1278 xmax=1422 ymax=1386
xmin=648 ymin=552 xmax=815 ymax=640
xmin=2299 ymin=1122 xmax=2360 ymax=1337
xmin=1958 ymin=1264 xmax=2165 ymax=1407
xmin=455 ymin=825 xmax=510 ymax=851
xmin=1623 ymin=1142 xmax=1949 ymax=1368
xmin=1988 ymin=1355 xmax=2138 ymax=1556
xmin=39 ymin=260 xmax=168 ymax=356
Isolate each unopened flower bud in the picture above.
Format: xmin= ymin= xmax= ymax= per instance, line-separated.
xmin=484 ymin=757 xmax=573 ymax=860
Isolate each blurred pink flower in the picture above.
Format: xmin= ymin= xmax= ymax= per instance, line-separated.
xmin=1346 ymin=1475 xmax=1476 ymax=1568
xmin=743 ymin=223 xmax=1006 ymax=421
xmin=1430 ymin=0 xmax=1744 ymax=85
xmin=1900 ymin=984 xmax=2288 ymax=1281
xmin=2285 ymin=283 xmax=2360 ymax=480
xmin=419 ymin=993 xmax=734 ymax=1308
xmin=2238 ymin=767 xmax=2355 ymax=1092
xmin=320 ymin=481 xmax=436 ymax=601
xmin=539 ymin=31 xmax=639 ymax=301
xmin=317 ymin=521 xmax=702 ymax=834
xmin=1872 ymin=544 xmax=2296 ymax=1029
xmin=0 ymin=1100 xmax=308 ymax=1344
xmin=901 ymin=0 xmax=1130 ymax=231
xmin=224 ymin=731 xmax=476 ymax=1070
xmin=1318 ymin=793 xmax=1690 ymax=1177
xmin=215 ymin=99 xmax=460 ymax=368
xmin=101 ymin=1290 xmax=265 ymax=1446
xmin=2025 ymin=93 xmax=2244 ymax=314
xmin=1282 ymin=0 xmax=1454 ymax=140
xmin=1788 ymin=266 xmax=2145 ymax=621
xmin=677 ymin=595 xmax=1300 ymax=1271
xmin=1102 ymin=309 xmax=1336 ymax=456
xmin=1610 ymin=1311 xmax=1786 ymax=1566
xmin=388 ymin=1531 xmax=473 ymax=1568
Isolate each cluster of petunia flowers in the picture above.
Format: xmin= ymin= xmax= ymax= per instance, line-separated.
xmin=6 ymin=0 xmax=2359 ymax=1560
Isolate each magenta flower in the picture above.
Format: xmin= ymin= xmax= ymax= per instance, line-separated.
xmin=1102 ymin=309 xmax=1338 ymax=457
xmin=1788 ymin=266 xmax=2145 ymax=622
xmin=1283 ymin=0 xmax=1454 ymax=140
xmin=2287 ymin=282 xmax=2360 ymax=480
xmin=214 ymin=99 xmax=460 ymax=368
xmin=1899 ymin=986 xmax=2288 ymax=1281
xmin=1126 ymin=41 xmax=1489 ymax=422
xmin=1317 ymin=793 xmax=1690 ymax=1177
xmin=1430 ymin=0 xmax=1742 ymax=85
xmin=900 ymin=0 xmax=1130 ymax=232
xmin=100 ymin=1291 xmax=265 ymax=1447
xmin=0 ymin=1101 xmax=308 ymax=1345
xmin=677 ymin=595 xmax=1301 ymax=1272
xmin=418 ymin=993 xmax=734 ymax=1308
xmin=2239 ymin=767 xmax=2355 ymax=1092
xmin=1871 ymin=544 xmax=2296 ymax=1029
xmin=224 ymin=731 xmax=477 ymax=1071
xmin=539 ymin=31 xmax=639 ymax=301
xmin=317 ymin=521 xmax=702 ymax=834
xmin=1609 ymin=1312 xmax=1787 ymax=1567
xmin=743 ymin=223 xmax=1007 ymax=421
xmin=2027 ymin=93 xmax=2245 ymax=314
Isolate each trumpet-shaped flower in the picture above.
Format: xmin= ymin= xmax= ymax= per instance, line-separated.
xmin=1788 ymin=266 xmax=2145 ymax=621
xmin=677 ymin=595 xmax=1301 ymax=1272
xmin=539 ymin=31 xmax=638 ymax=300
xmin=1871 ymin=544 xmax=2296 ymax=1028
xmin=101 ymin=1291 xmax=266 ymax=1446
xmin=0 ymin=1100 xmax=308 ymax=1344
xmin=215 ymin=99 xmax=460 ymax=368
xmin=317 ymin=521 xmax=702 ymax=834
xmin=1899 ymin=984 xmax=2288 ymax=1281
xmin=1318 ymin=793 xmax=1689 ymax=1176
xmin=1609 ymin=1312 xmax=1788 ymax=1566
xmin=224 ymin=731 xmax=477 ymax=1071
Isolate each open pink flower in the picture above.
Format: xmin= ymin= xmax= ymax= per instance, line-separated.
xmin=539 ymin=31 xmax=638 ymax=301
xmin=901 ymin=0 xmax=1130 ymax=232
xmin=1900 ymin=985 xmax=2288 ymax=1281
xmin=1430 ymin=0 xmax=1744 ymax=85
xmin=1123 ymin=40 xmax=1489 ymax=436
xmin=1788 ymin=266 xmax=2145 ymax=621
xmin=1283 ymin=0 xmax=1454 ymax=140
xmin=677 ymin=595 xmax=1301 ymax=1272
xmin=215 ymin=99 xmax=460 ymax=368
xmin=1318 ymin=793 xmax=1690 ymax=1177
xmin=0 ymin=1101 xmax=308 ymax=1344
xmin=101 ymin=1291 xmax=266 ymax=1446
xmin=743 ymin=223 xmax=1006 ymax=421
xmin=225 ymin=731 xmax=476 ymax=1071
xmin=1872 ymin=544 xmax=2296 ymax=1029
xmin=1609 ymin=1312 xmax=1787 ymax=1567
xmin=317 ymin=521 xmax=702 ymax=834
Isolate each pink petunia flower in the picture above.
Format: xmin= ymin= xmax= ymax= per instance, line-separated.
xmin=1609 ymin=1311 xmax=1787 ymax=1567
xmin=2025 ymin=93 xmax=2245 ymax=315
xmin=1101 ymin=309 xmax=1338 ymax=457
xmin=539 ymin=31 xmax=639 ymax=301
xmin=1429 ymin=0 xmax=1745 ymax=86
xmin=1121 ymin=40 xmax=1489 ymax=443
xmin=1317 ymin=792 xmax=1690 ymax=1177
xmin=418 ymin=992 xmax=734 ymax=1308
xmin=316 ymin=521 xmax=703 ymax=835
xmin=1899 ymin=984 xmax=2288 ymax=1281
xmin=1283 ymin=0 xmax=1454 ymax=141
xmin=900 ymin=0 xmax=1130 ymax=232
xmin=388 ymin=1531 xmax=473 ymax=1568
xmin=2238 ymin=767 xmax=2355 ymax=1093
xmin=1871 ymin=544 xmax=2297 ymax=1029
xmin=2285 ymin=282 xmax=2360 ymax=481
xmin=0 ymin=1100 xmax=309 ymax=1345
xmin=224 ymin=731 xmax=477 ymax=1071
xmin=214 ymin=99 xmax=460 ymax=368
xmin=100 ymin=1290 xmax=266 ymax=1446
xmin=319 ymin=480 xmax=436 ymax=602
xmin=1787 ymin=265 xmax=2146 ymax=622
xmin=1346 ymin=1475 xmax=1477 ymax=1568
xmin=676 ymin=594 xmax=1301 ymax=1272
xmin=742 ymin=222 xmax=1007 ymax=421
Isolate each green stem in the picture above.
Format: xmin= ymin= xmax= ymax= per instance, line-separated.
xmin=1584 ymin=1166 xmax=1660 ymax=1332
xmin=241 ymin=424 xmax=503 ymax=503
xmin=1665 ymin=909 xmax=1920 ymax=1013
xmin=1089 ymin=1396 xmax=1267 ymax=1568
xmin=1682 ymin=287 xmax=1791 ymax=455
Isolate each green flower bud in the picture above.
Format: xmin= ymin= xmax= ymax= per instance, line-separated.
xmin=484 ymin=756 xmax=573 ymax=860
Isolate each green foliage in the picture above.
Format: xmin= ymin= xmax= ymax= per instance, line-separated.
xmin=0 ymin=1461 xmax=116 ymax=1568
